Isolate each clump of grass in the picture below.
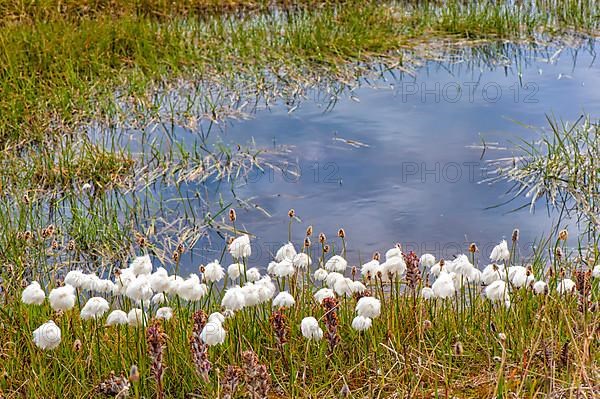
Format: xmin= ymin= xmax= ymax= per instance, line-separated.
xmin=0 ymin=1 xmax=599 ymax=145
xmin=2 ymin=215 xmax=599 ymax=397
xmin=491 ymin=115 xmax=600 ymax=240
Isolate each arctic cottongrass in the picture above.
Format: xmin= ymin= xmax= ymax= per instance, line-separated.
xmin=127 ymin=308 xmax=147 ymax=327
xmin=325 ymin=272 xmax=344 ymax=288
xmin=275 ymin=243 xmax=297 ymax=262
xmin=272 ymin=291 xmax=296 ymax=308
xmin=381 ymin=255 xmax=406 ymax=280
xmin=49 ymin=285 xmax=76 ymax=311
xmin=130 ymin=254 xmax=152 ymax=276
xmin=420 ymin=253 xmax=436 ymax=268
xmin=351 ymin=315 xmax=372 ymax=331
xmin=126 ymin=275 xmax=153 ymax=302
xmin=490 ymin=240 xmax=510 ymax=263
xmin=152 ymin=293 xmax=166 ymax=305
xmin=149 ymin=267 xmax=170 ymax=293
xmin=22 ymin=282 xmax=45 ymax=305
xmin=200 ymin=321 xmax=226 ymax=346
xmin=156 ymin=307 xmax=174 ymax=320
xmin=533 ymin=281 xmax=548 ymax=295
xmin=227 ymin=263 xmax=244 ymax=280
xmin=33 ymin=321 xmax=61 ymax=350
xmin=106 ymin=310 xmax=128 ymax=326
xmin=80 ymin=297 xmax=110 ymax=320
xmin=300 ymin=317 xmax=323 ymax=340
xmin=178 ymin=274 xmax=208 ymax=301
xmin=333 ymin=277 xmax=354 ymax=297
xmin=113 ymin=267 xmax=136 ymax=295
xmin=485 ymin=280 xmax=509 ymax=303
xmin=314 ymin=268 xmax=328 ymax=281
xmin=421 ymin=287 xmax=434 ymax=300
xmin=203 ymin=261 xmax=225 ymax=283
xmin=592 ymin=265 xmax=600 ymax=278
xmin=324 ymin=255 xmax=347 ymax=272
xmin=229 ymin=235 xmax=251 ymax=259
xmin=292 ymin=253 xmax=311 ymax=269
xmin=272 ymin=259 xmax=295 ymax=278
xmin=355 ymin=297 xmax=381 ymax=318
xmin=482 ymin=264 xmax=505 ymax=285
xmin=361 ymin=259 xmax=381 ymax=278
xmin=432 ymin=272 xmax=456 ymax=299
xmin=222 ymin=286 xmax=246 ymax=311
xmin=557 ymin=279 xmax=576 ymax=294
xmin=64 ymin=270 xmax=87 ymax=289
xmin=246 ymin=268 xmax=261 ymax=282
xmin=314 ymin=288 xmax=335 ymax=304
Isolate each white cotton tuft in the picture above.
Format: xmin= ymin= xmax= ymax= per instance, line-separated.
xmin=300 ymin=317 xmax=323 ymax=340
xmin=532 ymin=280 xmax=548 ymax=295
xmin=420 ymin=253 xmax=436 ymax=268
xmin=490 ymin=240 xmax=510 ymax=263
xmin=151 ymin=293 xmax=166 ymax=305
xmin=149 ymin=267 xmax=170 ymax=293
xmin=592 ymin=265 xmax=600 ymax=278
xmin=361 ymin=259 xmax=381 ymax=278
xmin=229 ymin=235 xmax=251 ymax=259
xmin=485 ymin=280 xmax=509 ymax=303
xmin=203 ymin=260 xmax=225 ymax=283
xmin=22 ymin=281 xmax=45 ymax=305
xmin=314 ymin=288 xmax=335 ymax=304
xmin=272 ymin=259 xmax=295 ymax=278
xmin=432 ymin=272 xmax=455 ymax=299
xmin=126 ymin=275 xmax=153 ymax=303
xmin=275 ymin=242 xmax=297 ymax=262
xmin=105 ymin=310 xmax=128 ymax=326
xmin=557 ymin=279 xmax=576 ymax=294
xmin=355 ymin=297 xmax=381 ymax=318
xmin=177 ymin=274 xmax=208 ymax=301
xmin=245 ymin=267 xmax=261 ymax=282
xmin=227 ymin=263 xmax=243 ymax=280
xmin=200 ymin=321 xmax=226 ymax=346
xmin=421 ymin=287 xmax=434 ymax=300
xmin=272 ymin=291 xmax=296 ymax=308
xmin=156 ymin=307 xmax=174 ymax=320
xmin=292 ymin=253 xmax=311 ymax=269
xmin=130 ymin=254 xmax=152 ymax=276
xmin=127 ymin=308 xmax=147 ymax=327
xmin=351 ymin=315 xmax=372 ymax=331
xmin=313 ymin=268 xmax=329 ymax=282
xmin=49 ymin=284 xmax=76 ymax=311
xmin=325 ymin=255 xmax=347 ymax=272
xmin=381 ymin=255 xmax=406 ymax=280
xmin=482 ymin=264 xmax=505 ymax=285
xmin=33 ymin=321 xmax=61 ymax=350
xmin=221 ymin=285 xmax=246 ymax=311
xmin=80 ymin=297 xmax=109 ymax=320
xmin=64 ymin=270 xmax=87 ymax=289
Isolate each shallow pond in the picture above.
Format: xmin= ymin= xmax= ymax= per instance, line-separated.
xmin=113 ymin=41 xmax=600 ymax=272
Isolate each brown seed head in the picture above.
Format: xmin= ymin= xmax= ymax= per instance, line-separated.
xmin=558 ymin=229 xmax=568 ymax=241
xmin=306 ymin=225 xmax=313 ymax=236
xmin=337 ymin=228 xmax=345 ymax=238
xmin=229 ymin=208 xmax=237 ymax=222
xmin=319 ymin=233 xmax=326 ymax=244
xmin=468 ymin=243 xmax=478 ymax=253
xmin=323 ymin=245 xmax=330 ymax=253
xmin=512 ymin=228 xmax=520 ymax=242
xmin=373 ymin=252 xmax=380 ymax=261
xmin=304 ymin=237 xmax=311 ymax=248
xmin=288 ymin=209 xmax=295 ymax=218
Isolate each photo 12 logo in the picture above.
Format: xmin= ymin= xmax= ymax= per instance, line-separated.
xmin=398 ymin=81 xmax=539 ymax=104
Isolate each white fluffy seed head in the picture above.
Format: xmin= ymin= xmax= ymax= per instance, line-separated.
xmin=22 ymin=282 xmax=45 ymax=305
xmin=325 ymin=255 xmax=348 ymax=272
xmin=130 ymin=254 xmax=152 ymax=276
xmin=33 ymin=321 xmax=61 ymax=350
xmin=229 ymin=234 xmax=251 ymax=259
xmin=49 ymin=285 xmax=76 ymax=311
xmin=355 ymin=297 xmax=381 ymax=319
xmin=351 ymin=315 xmax=372 ymax=331
xmin=156 ymin=307 xmax=174 ymax=320
xmin=80 ymin=297 xmax=109 ymax=320
xmin=106 ymin=310 xmax=128 ymax=326
xmin=300 ymin=317 xmax=323 ymax=340
xmin=272 ymin=291 xmax=296 ymax=308
xmin=203 ymin=260 xmax=225 ymax=283
xmin=200 ymin=321 xmax=226 ymax=346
